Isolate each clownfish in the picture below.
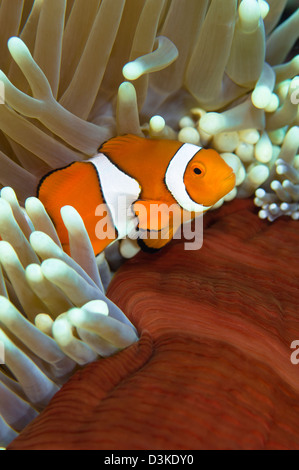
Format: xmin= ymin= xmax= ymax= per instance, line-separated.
xmin=37 ymin=134 xmax=236 ymax=255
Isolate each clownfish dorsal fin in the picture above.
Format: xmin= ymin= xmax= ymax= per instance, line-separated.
xmin=99 ymin=134 xmax=145 ymax=154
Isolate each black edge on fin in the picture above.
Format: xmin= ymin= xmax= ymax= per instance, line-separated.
xmin=137 ymin=238 xmax=161 ymax=254
xmin=36 ymin=162 xmax=77 ymax=197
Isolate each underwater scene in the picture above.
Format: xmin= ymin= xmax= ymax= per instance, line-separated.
xmin=0 ymin=0 xmax=298 ymax=451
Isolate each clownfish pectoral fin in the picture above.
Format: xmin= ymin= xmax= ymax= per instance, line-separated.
xmin=132 ymin=200 xmax=181 ymax=232
xmin=132 ymin=200 xmax=183 ymax=252
xmin=137 ymin=224 xmax=175 ymax=252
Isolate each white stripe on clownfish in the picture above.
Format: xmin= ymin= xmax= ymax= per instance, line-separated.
xmin=90 ymin=154 xmax=141 ymax=239
xmin=165 ymin=143 xmax=211 ymax=213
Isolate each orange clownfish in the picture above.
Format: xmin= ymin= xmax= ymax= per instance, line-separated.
xmin=37 ymin=134 xmax=236 ymax=255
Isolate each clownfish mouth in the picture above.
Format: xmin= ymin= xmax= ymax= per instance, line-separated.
xmin=222 ymin=171 xmax=236 ymax=197
xmin=223 ymin=170 xmax=235 ymax=182
xmin=223 ymin=171 xmax=236 ymax=190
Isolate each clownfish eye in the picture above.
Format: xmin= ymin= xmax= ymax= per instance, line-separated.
xmin=190 ymin=162 xmax=205 ymax=176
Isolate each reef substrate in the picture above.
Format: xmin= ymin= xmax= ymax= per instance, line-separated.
xmin=8 ymin=199 xmax=299 ymax=450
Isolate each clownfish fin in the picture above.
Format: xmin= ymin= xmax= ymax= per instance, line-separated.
xmin=37 ymin=162 xmax=117 ymax=256
xmin=132 ymin=200 xmax=173 ymax=232
xmin=137 ymin=225 xmax=174 ymax=252
xmin=132 ymin=200 xmax=183 ymax=252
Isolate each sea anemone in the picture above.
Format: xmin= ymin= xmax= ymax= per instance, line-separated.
xmin=0 ymin=0 xmax=298 ymax=221
xmin=175 ymin=0 xmax=299 ymax=214
xmin=0 ymin=188 xmax=138 ymax=448
xmin=7 ymin=198 xmax=299 ymax=450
